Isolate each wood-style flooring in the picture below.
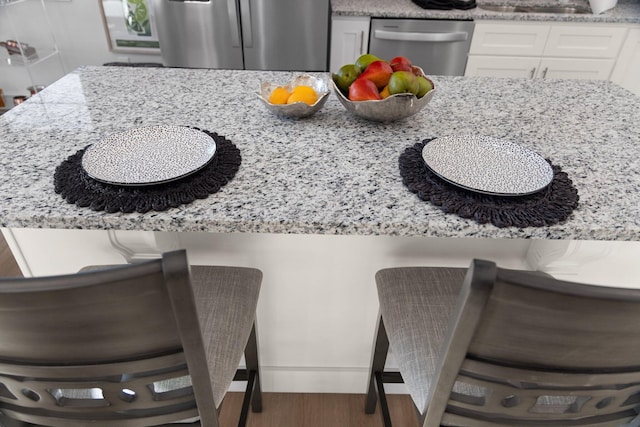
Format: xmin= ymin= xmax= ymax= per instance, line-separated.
xmin=0 ymin=232 xmax=419 ymax=426
xmin=220 ymin=392 xmax=419 ymax=426
xmin=0 ymin=232 xmax=21 ymax=278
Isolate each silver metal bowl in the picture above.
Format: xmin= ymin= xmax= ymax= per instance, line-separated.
xmin=258 ymin=74 xmax=330 ymax=118
xmin=332 ymin=68 xmax=436 ymax=122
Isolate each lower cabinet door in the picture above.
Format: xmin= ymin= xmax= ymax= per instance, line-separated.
xmin=329 ymin=16 xmax=371 ymax=72
xmin=610 ymin=28 xmax=640 ymax=95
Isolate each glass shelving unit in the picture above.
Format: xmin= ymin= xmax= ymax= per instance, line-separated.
xmin=0 ymin=0 xmax=66 ymax=114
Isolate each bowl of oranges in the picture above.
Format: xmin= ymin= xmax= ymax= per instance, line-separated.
xmin=258 ymin=74 xmax=330 ymax=118
xmin=331 ymin=54 xmax=436 ymax=122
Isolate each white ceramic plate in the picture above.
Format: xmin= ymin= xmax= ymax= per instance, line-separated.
xmin=82 ymin=125 xmax=216 ymax=186
xmin=421 ymin=135 xmax=553 ymax=196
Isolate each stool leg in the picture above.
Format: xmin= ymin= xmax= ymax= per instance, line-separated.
xmin=365 ymin=316 xmax=390 ymax=414
xmin=238 ymin=322 xmax=261 ymax=427
xmin=244 ymin=322 xmax=262 ymax=413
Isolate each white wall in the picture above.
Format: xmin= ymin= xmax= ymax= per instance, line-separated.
xmin=43 ymin=0 xmax=162 ymax=69
xmin=0 ymin=0 xmax=161 ymax=100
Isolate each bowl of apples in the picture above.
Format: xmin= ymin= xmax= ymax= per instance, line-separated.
xmin=331 ymin=54 xmax=436 ymax=122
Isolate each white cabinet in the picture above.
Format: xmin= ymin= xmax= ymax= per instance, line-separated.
xmin=0 ymin=0 xmax=66 ymax=113
xmin=538 ymin=57 xmax=616 ymax=80
xmin=466 ymin=56 xmax=542 ymax=78
xmin=465 ymin=21 xmax=627 ymax=81
xmin=329 ymin=15 xmax=370 ymax=72
xmin=468 ymin=22 xmax=550 ymax=56
xmin=466 ymin=56 xmax=615 ymax=80
xmin=611 ymin=26 xmax=640 ymax=95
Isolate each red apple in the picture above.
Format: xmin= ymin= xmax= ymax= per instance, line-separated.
xmin=348 ymin=78 xmax=381 ymax=101
xmin=390 ymin=56 xmax=413 ymax=72
xmin=358 ymin=60 xmax=393 ymax=90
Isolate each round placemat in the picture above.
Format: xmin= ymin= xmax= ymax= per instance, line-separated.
xmin=54 ymin=129 xmax=240 ymax=213
xmin=399 ymin=138 xmax=579 ymax=228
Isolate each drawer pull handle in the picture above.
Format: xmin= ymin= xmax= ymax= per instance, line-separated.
xmin=529 ymin=68 xmax=536 ymax=79
xmin=374 ymin=29 xmax=469 ymax=43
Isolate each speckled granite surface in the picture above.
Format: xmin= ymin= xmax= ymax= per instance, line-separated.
xmin=0 ymin=66 xmax=639 ymax=240
xmin=331 ymin=0 xmax=640 ymax=23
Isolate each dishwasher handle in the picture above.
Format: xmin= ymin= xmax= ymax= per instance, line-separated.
xmin=374 ymin=29 xmax=469 ymax=43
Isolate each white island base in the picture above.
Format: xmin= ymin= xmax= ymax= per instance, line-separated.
xmin=3 ymin=228 xmax=640 ymax=394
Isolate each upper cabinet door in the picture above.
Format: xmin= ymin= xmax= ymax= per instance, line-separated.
xmin=544 ymin=24 xmax=628 ymax=58
xmin=469 ymin=21 xmax=550 ymax=56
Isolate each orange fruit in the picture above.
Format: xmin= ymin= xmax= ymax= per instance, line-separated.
xmin=287 ymin=85 xmax=318 ymax=105
xmin=268 ymin=86 xmax=291 ymax=104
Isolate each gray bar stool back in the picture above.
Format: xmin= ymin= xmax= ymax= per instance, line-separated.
xmin=0 ymin=250 xmax=262 ymax=427
xmin=366 ymin=259 xmax=640 ymax=427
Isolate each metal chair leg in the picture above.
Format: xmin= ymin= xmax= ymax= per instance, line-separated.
xmin=366 ymin=315 xmax=390 ymax=414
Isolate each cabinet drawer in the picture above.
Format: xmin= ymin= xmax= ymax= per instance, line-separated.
xmin=544 ymin=24 xmax=627 ymax=58
xmin=469 ymin=22 xmax=550 ymax=56
xmin=539 ymin=57 xmax=615 ymax=80
xmin=465 ymin=55 xmax=540 ymax=78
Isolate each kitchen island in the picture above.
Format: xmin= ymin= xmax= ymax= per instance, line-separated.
xmin=1 ymin=66 xmax=639 ymax=393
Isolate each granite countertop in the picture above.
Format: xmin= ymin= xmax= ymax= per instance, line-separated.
xmin=331 ymin=0 xmax=640 ymax=23
xmin=0 ymin=66 xmax=639 ymax=240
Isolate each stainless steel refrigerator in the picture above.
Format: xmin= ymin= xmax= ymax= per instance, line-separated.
xmin=152 ymin=0 xmax=330 ymax=71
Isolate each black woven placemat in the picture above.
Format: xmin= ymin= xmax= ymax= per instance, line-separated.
xmin=54 ymin=129 xmax=240 ymax=213
xmin=400 ymin=138 xmax=579 ymax=228
xmin=411 ymin=0 xmax=476 ymax=10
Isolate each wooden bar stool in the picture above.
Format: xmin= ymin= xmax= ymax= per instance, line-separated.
xmin=0 ymin=250 xmax=262 ymax=427
xmin=366 ymin=259 xmax=640 ymax=427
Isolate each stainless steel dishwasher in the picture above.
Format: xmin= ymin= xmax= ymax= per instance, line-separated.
xmin=369 ymin=18 xmax=474 ymax=76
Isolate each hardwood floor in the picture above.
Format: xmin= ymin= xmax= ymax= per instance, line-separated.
xmin=0 ymin=231 xmax=21 ymax=277
xmin=219 ymin=392 xmax=420 ymax=427
xmin=0 ymin=233 xmax=419 ymax=426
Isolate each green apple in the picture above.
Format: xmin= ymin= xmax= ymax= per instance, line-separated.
xmin=332 ymin=64 xmax=361 ymax=94
xmin=388 ymin=71 xmax=419 ymax=95
xmin=416 ymin=76 xmax=433 ymax=98
xmin=355 ymin=53 xmax=382 ymax=73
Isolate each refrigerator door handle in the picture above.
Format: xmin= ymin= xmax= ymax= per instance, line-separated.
xmin=240 ymin=0 xmax=253 ymax=48
xmin=227 ymin=0 xmax=241 ymax=47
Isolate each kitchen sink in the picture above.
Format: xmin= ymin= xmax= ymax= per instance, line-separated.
xmin=478 ymin=4 xmax=591 ymax=13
